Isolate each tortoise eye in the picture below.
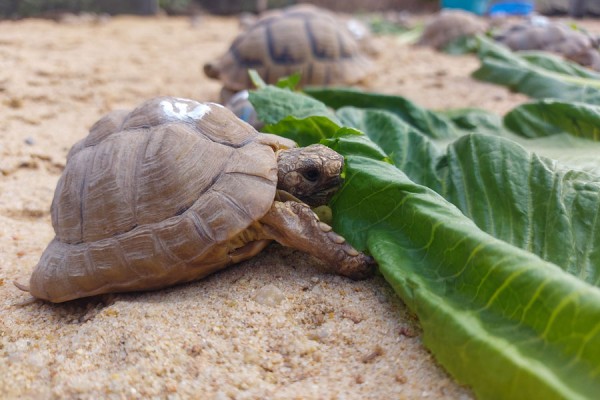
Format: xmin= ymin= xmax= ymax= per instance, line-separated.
xmin=303 ymin=168 xmax=320 ymax=182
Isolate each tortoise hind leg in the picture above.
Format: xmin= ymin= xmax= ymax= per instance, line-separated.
xmin=259 ymin=201 xmax=375 ymax=279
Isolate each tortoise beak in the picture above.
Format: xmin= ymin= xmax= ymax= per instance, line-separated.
xmin=302 ymin=177 xmax=343 ymax=207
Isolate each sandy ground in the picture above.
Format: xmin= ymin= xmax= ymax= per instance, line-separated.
xmin=0 ymin=13 xmax=597 ymax=400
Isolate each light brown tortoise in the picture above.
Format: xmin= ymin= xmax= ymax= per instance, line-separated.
xmin=203 ymin=4 xmax=373 ymax=102
xmin=417 ymin=9 xmax=487 ymax=50
xmin=15 ymin=97 xmax=373 ymax=303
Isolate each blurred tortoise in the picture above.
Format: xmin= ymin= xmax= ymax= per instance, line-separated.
xmin=239 ymin=4 xmax=374 ymax=54
xmin=417 ymin=9 xmax=487 ymax=50
xmin=15 ymin=97 xmax=373 ymax=303
xmin=494 ymin=20 xmax=600 ymax=71
xmin=204 ymin=4 xmax=373 ymax=102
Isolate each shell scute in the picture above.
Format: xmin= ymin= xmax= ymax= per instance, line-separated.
xmin=67 ymin=109 xmax=130 ymax=160
xmin=133 ymin=124 xmax=231 ymax=227
xmin=87 ymin=238 xmax=131 ymax=278
xmin=50 ymin=158 xmax=86 ymax=244
xmin=154 ymin=213 xmax=216 ymax=263
xmin=79 ymin=130 xmax=145 ymax=242
xmin=266 ymin=18 xmax=309 ymax=65
xmin=118 ymin=228 xmax=163 ymax=275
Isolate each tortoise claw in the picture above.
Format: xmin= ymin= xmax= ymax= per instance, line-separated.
xmin=260 ymin=201 xmax=376 ymax=280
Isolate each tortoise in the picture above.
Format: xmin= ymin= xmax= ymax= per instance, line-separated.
xmin=494 ymin=21 xmax=600 ymax=71
xmin=15 ymin=96 xmax=373 ymax=303
xmin=417 ymin=9 xmax=487 ymax=50
xmin=204 ymin=4 xmax=373 ymax=102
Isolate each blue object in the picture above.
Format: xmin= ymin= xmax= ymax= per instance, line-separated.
xmin=441 ymin=0 xmax=489 ymax=15
xmin=488 ymin=1 xmax=535 ymax=16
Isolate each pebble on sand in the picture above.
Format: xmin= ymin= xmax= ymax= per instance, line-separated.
xmin=253 ymin=284 xmax=286 ymax=306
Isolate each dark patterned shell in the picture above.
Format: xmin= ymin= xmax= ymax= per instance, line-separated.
xmin=29 ymin=97 xmax=283 ymax=302
xmin=204 ymin=6 xmax=373 ymax=91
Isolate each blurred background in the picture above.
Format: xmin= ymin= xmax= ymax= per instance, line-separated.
xmin=0 ymin=0 xmax=437 ymax=18
xmin=1 ymin=0 xmax=596 ymax=19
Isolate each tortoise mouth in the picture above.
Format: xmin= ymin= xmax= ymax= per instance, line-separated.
xmin=298 ymin=182 xmax=342 ymax=207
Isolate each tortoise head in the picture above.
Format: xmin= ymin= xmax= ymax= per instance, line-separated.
xmin=276 ymin=144 xmax=344 ymax=207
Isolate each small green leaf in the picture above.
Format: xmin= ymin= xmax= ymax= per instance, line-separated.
xmin=275 ymin=72 xmax=301 ymax=90
xmin=324 ymin=128 xmax=390 ymax=163
xmin=248 ymin=85 xmax=339 ymax=126
xmin=248 ymin=69 xmax=267 ymax=89
xmin=264 ymin=115 xmax=340 ymax=147
xmin=442 ymin=34 xmax=480 ymax=55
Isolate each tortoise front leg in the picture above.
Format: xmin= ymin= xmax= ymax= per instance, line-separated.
xmin=259 ymin=201 xmax=375 ymax=279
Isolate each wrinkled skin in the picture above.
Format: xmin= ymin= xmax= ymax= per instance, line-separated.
xmin=277 ymin=144 xmax=344 ymax=207
xmin=260 ymin=143 xmax=374 ymax=280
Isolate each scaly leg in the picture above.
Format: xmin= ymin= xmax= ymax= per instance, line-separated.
xmin=259 ymin=201 xmax=375 ymax=279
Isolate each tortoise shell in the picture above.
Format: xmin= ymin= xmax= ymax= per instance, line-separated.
xmin=204 ymin=5 xmax=373 ymax=92
xmin=417 ymin=10 xmax=487 ymax=50
xmin=29 ymin=97 xmax=293 ymax=302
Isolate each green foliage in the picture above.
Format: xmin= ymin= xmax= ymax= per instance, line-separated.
xmin=275 ymin=72 xmax=301 ymax=90
xmin=366 ymin=16 xmax=419 ymax=37
xmin=249 ymin=84 xmax=600 ymax=400
xmin=248 ymin=70 xmax=267 ymax=89
xmin=336 ymin=152 xmax=600 ymax=400
xmin=453 ymin=35 xmax=600 ymax=104
xmin=305 ymin=87 xmax=461 ymax=139
xmin=505 ymin=99 xmax=600 ymax=141
xmin=248 ymin=85 xmax=340 ymax=147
